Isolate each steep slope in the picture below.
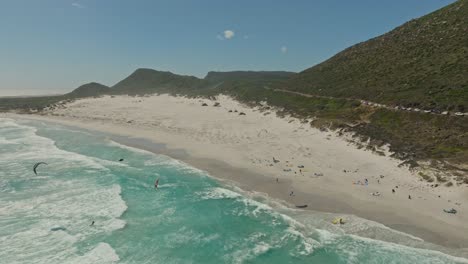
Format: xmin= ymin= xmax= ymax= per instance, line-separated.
xmin=112 ymin=68 xmax=202 ymax=94
xmin=283 ymin=0 xmax=468 ymax=111
xmin=67 ymin=82 xmax=110 ymax=98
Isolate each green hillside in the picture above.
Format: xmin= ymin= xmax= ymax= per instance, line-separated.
xmin=67 ymin=82 xmax=110 ymax=98
xmin=107 ymin=68 xmax=296 ymax=97
xmin=205 ymin=71 xmax=294 ymax=83
xmin=111 ymin=68 xmax=203 ymax=95
xmin=282 ymin=0 xmax=468 ymax=112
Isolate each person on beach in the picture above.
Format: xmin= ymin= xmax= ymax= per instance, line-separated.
xmin=290 ymin=191 xmax=294 ymax=196
xmin=392 ymin=189 xmax=395 ymax=193
xmin=276 ymin=178 xmax=279 ymax=183
xmin=408 ymin=195 xmax=412 ymax=199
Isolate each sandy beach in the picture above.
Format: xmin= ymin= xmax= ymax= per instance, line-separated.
xmin=4 ymin=94 xmax=468 ymax=249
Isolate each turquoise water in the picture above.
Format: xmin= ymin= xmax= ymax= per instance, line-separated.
xmin=0 ymin=117 xmax=467 ymax=264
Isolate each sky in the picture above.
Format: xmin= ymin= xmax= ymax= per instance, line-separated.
xmin=0 ymin=0 xmax=456 ymax=96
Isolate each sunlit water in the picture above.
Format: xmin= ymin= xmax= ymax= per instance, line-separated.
xmin=0 ymin=117 xmax=467 ymax=264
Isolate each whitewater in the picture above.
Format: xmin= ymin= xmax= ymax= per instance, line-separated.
xmin=0 ymin=117 xmax=467 ymax=264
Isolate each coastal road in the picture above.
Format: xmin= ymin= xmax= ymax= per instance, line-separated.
xmin=265 ymin=87 xmax=468 ymax=117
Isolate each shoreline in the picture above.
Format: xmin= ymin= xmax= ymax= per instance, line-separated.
xmin=2 ymin=94 xmax=467 ymax=250
xmin=104 ymin=135 xmax=468 ymax=256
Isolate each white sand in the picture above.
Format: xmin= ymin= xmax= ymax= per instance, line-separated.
xmin=4 ymin=94 xmax=468 ymax=247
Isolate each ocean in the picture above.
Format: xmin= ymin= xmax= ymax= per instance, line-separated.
xmin=0 ymin=117 xmax=467 ymax=264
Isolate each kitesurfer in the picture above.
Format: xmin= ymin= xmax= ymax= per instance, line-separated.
xmin=154 ymin=178 xmax=159 ymax=189
xmin=33 ymin=162 xmax=47 ymax=175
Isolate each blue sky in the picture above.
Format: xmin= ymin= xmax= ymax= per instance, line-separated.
xmin=0 ymin=0 xmax=455 ymax=96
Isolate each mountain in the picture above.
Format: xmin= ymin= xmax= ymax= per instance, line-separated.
xmin=67 ymin=82 xmax=110 ymax=98
xmin=282 ymin=0 xmax=468 ymax=112
xmin=112 ymin=68 xmax=202 ymax=94
xmin=109 ymin=68 xmax=296 ymax=96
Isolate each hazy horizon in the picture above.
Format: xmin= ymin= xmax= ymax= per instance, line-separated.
xmin=0 ymin=0 xmax=455 ymax=96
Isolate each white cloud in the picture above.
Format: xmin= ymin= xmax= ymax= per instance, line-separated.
xmin=281 ymin=46 xmax=288 ymax=53
xmin=72 ymin=2 xmax=85 ymax=8
xmin=223 ymin=30 xmax=235 ymax=39
xmin=216 ymin=30 xmax=235 ymax=40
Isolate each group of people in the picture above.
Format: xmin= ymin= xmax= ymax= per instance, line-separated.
xmin=356 ymin=177 xmax=415 ymax=200
xmin=353 ymin=178 xmax=369 ymax=186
